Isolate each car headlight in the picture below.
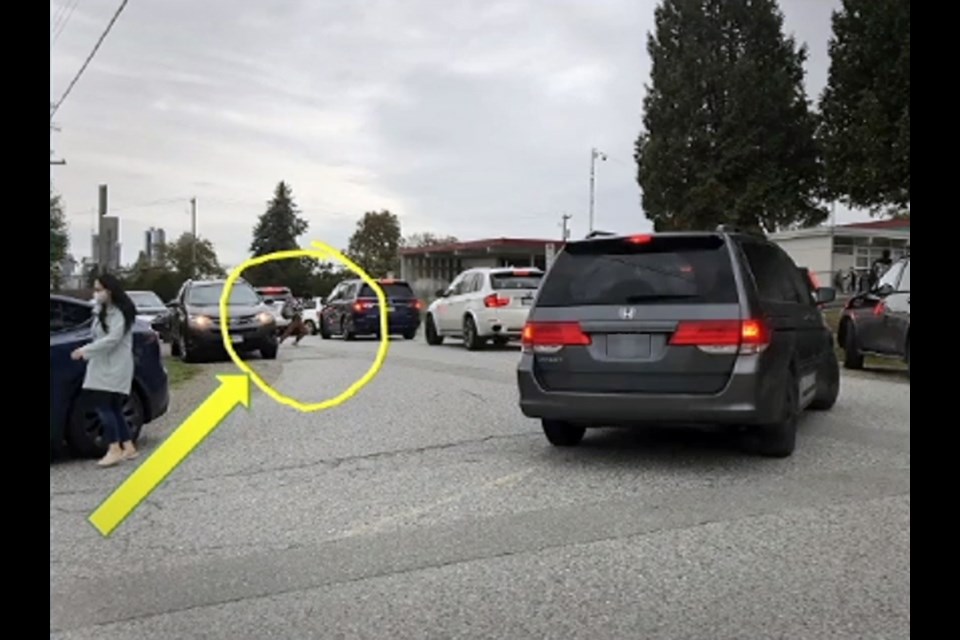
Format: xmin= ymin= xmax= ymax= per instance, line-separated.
xmin=189 ymin=314 xmax=212 ymax=328
xmin=258 ymin=312 xmax=275 ymax=325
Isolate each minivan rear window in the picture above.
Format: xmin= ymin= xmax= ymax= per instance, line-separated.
xmin=358 ymin=282 xmax=415 ymax=299
xmin=490 ymin=272 xmax=543 ymax=290
xmin=536 ymin=235 xmax=738 ymax=307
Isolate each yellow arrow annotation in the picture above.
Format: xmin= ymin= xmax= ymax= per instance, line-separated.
xmin=88 ymin=374 xmax=251 ymax=537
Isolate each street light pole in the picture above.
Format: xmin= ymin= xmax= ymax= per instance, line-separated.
xmin=190 ymin=197 xmax=197 ymax=278
xmin=588 ymin=147 xmax=607 ymax=233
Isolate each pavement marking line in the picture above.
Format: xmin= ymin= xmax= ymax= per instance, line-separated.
xmin=220 ymin=241 xmax=390 ymax=413
xmin=333 ymin=467 xmax=535 ymax=540
xmin=88 ymin=375 xmax=251 ymax=537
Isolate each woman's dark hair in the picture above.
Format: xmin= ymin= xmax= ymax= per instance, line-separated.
xmin=96 ymin=272 xmax=137 ymax=334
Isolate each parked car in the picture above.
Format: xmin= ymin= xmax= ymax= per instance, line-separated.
xmin=50 ymin=294 xmax=170 ymax=458
xmin=516 ymin=228 xmax=839 ymax=458
xmin=165 ymin=278 xmax=278 ymax=362
xmin=128 ymin=290 xmax=167 ymax=324
xmin=300 ymin=297 xmax=324 ymax=335
xmin=320 ymin=278 xmax=422 ymax=340
xmin=424 ymin=267 xmax=544 ymax=349
xmin=837 ymin=255 xmax=910 ymax=377
xmin=255 ymin=286 xmax=294 ymax=334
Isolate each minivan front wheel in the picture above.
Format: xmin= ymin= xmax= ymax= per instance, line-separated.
xmin=542 ymin=420 xmax=586 ymax=447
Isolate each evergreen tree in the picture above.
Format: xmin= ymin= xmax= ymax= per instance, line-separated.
xmin=50 ymin=187 xmax=69 ymax=288
xmin=635 ymin=0 xmax=825 ymax=233
xmin=818 ymin=0 xmax=909 ymax=215
xmin=247 ymin=181 xmax=314 ymax=293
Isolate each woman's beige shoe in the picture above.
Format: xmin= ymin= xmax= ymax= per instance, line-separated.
xmin=122 ymin=446 xmax=139 ymax=460
xmin=97 ymin=448 xmax=125 ymax=467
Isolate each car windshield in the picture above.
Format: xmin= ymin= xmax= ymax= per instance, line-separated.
xmin=128 ymin=291 xmax=164 ymax=309
xmin=187 ymin=283 xmax=260 ymax=306
xmin=536 ymin=235 xmax=738 ymax=306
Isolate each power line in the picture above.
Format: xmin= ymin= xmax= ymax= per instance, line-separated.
xmin=51 ymin=0 xmax=81 ymax=48
xmin=50 ymin=0 xmax=131 ymax=121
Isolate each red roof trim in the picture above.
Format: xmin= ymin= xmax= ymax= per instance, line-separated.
xmin=399 ymin=237 xmax=563 ymax=256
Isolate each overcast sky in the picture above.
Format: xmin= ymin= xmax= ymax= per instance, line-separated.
xmin=51 ymin=0 xmax=861 ymax=268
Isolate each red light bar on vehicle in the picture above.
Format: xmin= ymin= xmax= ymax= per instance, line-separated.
xmin=626 ymin=234 xmax=653 ymax=244
xmin=669 ymin=319 xmax=770 ymax=355
xmin=513 ymin=269 xmax=533 ymax=276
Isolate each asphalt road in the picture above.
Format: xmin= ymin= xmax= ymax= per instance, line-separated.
xmin=50 ymin=335 xmax=910 ymax=640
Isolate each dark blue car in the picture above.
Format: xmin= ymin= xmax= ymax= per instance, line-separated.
xmin=50 ymin=294 xmax=170 ymax=458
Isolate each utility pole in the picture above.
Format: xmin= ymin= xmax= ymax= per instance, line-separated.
xmin=560 ymin=213 xmax=572 ymax=241
xmin=190 ymin=197 xmax=198 ymax=278
xmin=588 ymin=147 xmax=607 ymax=233
xmin=50 ymin=120 xmax=65 ymax=165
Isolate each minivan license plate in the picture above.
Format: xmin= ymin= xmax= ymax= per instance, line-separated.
xmin=606 ymin=334 xmax=651 ymax=358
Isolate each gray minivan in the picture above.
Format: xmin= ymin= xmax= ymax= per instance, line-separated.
xmin=516 ymin=229 xmax=839 ymax=457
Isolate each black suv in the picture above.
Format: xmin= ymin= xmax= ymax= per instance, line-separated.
xmin=165 ymin=278 xmax=279 ymax=362
xmin=516 ymin=229 xmax=839 ymax=457
xmin=837 ymin=255 xmax=910 ymax=377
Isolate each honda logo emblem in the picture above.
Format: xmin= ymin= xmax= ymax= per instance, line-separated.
xmin=618 ymin=307 xmax=636 ymax=320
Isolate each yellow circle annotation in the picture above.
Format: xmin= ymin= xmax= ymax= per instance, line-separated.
xmin=219 ymin=240 xmax=390 ymax=412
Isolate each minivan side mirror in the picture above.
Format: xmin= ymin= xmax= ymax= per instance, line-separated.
xmin=875 ymin=283 xmax=895 ymax=297
xmin=815 ymin=287 xmax=836 ymax=305
xmin=435 ymin=289 xmax=447 ymax=298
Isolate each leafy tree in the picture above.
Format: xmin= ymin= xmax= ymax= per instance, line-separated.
xmin=50 ymin=188 xmax=69 ymax=288
xmin=246 ymin=181 xmax=314 ymax=294
xmin=164 ymin=233 xmax=225 ymax=280
xmin=818 ymin=0 xmax=909 ymax=215
xmin=403 ymin=232 xmax=459 ymax=248
xmin=347 ymin=210 xmax=402 ymax=278
xmin=635 ymin=0 xmax=825 ymax=233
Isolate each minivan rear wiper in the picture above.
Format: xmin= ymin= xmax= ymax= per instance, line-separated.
xmin=623 ymin=294 xmax=697 ymax=302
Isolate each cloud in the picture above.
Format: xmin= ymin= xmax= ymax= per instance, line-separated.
xmin=50 ymin=0 xmax=862 ymax=269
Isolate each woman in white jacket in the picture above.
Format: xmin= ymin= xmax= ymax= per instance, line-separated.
xmin=71 ymin=273 xmax=138 ymax=467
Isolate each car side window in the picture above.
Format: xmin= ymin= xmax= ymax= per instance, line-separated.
xmin=877 ymin=260 xmax=905 ymax=291
xmin=898 ymin=260 xmax=910 ymax=291
xmin=739 ymin=241 xmax=804 ymax=304
xmin=50 ymin=300 xmax=63 ymax=332
xmin=51 ymin=299 xmax=93 ymax=333
xmin=773 ymin=247 xmax=813 ymax=305
xmin=464 ymin=273 xmax=480 ymax=294
xmin=450 ymin=274 xmax=468 ymax=296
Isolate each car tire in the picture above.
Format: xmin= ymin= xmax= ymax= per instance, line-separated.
xmin=542 ymin=420 xmax=586 ymax=447
xmin=843 ymin=325 xmax=864 ymax=370
xmin=905 ymin=339 xmax=910 ymax=379
xmin=463 ymin=316 xmax=483 ymax=351
xmin=342 ymin=319 xmax=356 ymax=341
xmin=747 ymin=370 xmax=799 ymax=458
xmin=179 ymin=335 xmax=199 ymax=363
xmin=260 ymin=344 xmax=278 ymax=359
xmin=809 ymin=351 xmax=840 ymax=411
xmin=424 ymin=315 xmax=443 ymax=346
xmin=67 ymin=390 xmax=145 ymax=459
xmin=304 ymin=320 xmax=316 ymax=335
xmin=319 ymin=318 xmax=331 ymax=340
xmin=403 ymin=328 xmax=417 ymax=340
xmin=170 ymin=335 xmax=181 ymax=357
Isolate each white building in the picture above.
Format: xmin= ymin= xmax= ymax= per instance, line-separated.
xmin=769 ymin=219 xmax=910 ymax=290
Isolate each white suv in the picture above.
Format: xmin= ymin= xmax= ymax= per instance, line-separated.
xmin=424 ymin=267 xmax=544 ymax=350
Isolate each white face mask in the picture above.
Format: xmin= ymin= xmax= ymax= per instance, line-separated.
xmin=94 ymin=290 xmax=108 ymax=304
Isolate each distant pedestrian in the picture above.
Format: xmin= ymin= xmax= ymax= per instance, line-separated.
xmin=279 ymin=296 xmax=307 ymax=346
xmin=70 ymin=273 xmax=138 ymax=467
xmin=870 ymin=249 xmax=893 ymax=289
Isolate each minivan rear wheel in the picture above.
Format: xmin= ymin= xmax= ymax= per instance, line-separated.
xmin=747 ymin=372 xmax=799 ymax=458
xmin=843 ymin=325 xmax=864 ymax=370
xmin=542 ymin=420 xmax=586 ymax=447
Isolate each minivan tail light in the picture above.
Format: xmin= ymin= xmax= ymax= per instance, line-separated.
xmin=484 ymin=293 xmax=510 ymax=308
xmin=353 ymin=301 xmax=375 ymax=313
xmin=627 ymin=234 xmax=653 ymax=244
xmin=521 ymin=321 xmax=591 ymax=354
xmin=669 ymin=319 xmax=770 ymax=355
